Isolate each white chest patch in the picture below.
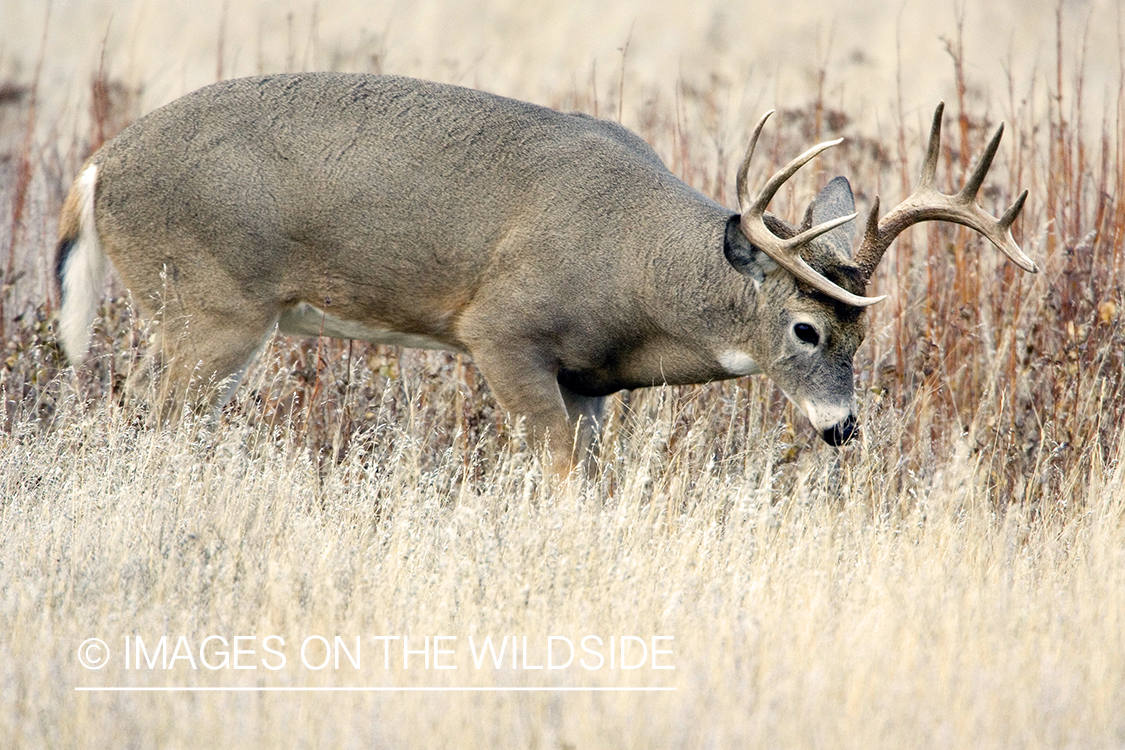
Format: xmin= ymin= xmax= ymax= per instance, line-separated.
xmin=718 ymin=350 xmax=760 ymax=376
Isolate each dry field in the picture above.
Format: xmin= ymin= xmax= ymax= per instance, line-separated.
xmin=1 ymin=1 xmax=1124 ymax=747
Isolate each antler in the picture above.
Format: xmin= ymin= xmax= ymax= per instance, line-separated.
xmin=852 ymin=102 xmax=1037 ymax=280
xmin=737 ymin=111 xmax=886 ymax=308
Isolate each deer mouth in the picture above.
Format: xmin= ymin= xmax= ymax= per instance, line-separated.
xmin=821 ymin=414 xmax=858 ymax=446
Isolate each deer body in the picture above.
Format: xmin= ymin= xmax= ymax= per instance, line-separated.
xmin=56 ymin=73 xmax=1032 ymax=474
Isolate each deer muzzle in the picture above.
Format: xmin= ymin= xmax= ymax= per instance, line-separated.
xmin=821 ymin=414 xmax=858 ymax=447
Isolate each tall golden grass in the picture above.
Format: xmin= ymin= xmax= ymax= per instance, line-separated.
xmin=1 ymin=3 xmax=1123 ymax=747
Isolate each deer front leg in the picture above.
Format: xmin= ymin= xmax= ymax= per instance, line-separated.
xmin=466 ymin=344 xmax=587 ymax=478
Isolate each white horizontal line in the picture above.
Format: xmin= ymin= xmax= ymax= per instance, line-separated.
xmin=75 ymin=686 xmax=676 ymax=692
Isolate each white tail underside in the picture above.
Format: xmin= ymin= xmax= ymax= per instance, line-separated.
xmin=58 ymin=164 xmax=107 ymax=363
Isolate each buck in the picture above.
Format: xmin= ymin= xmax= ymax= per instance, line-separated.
xmin=55 ymin=73 xmax=1036 ymax=475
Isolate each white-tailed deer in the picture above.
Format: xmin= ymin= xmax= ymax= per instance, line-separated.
xmin=55 ymin=74 xmax=1036 ymax=475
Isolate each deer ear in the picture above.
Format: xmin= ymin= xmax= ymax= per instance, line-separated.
xmin=724 ymin=216 xmax=777 ymax=283
xmin=804 ymin=176 xmax=856 ymax=258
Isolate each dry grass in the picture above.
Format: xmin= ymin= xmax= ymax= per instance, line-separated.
xmin=1 ymin=2 xmax=1124 ymax=748
xmin=4 ymin=401 xmax=1124 ymax=747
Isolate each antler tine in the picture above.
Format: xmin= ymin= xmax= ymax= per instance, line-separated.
xmin=736 ymin=111 xmax=885 ymax=308
xmin=736 ymin=109 xmax=774 ymax=212
xmin=958 ymin=122 xmax=1003 ymax=203
xmin=745 ymin=138 xmax=845 ymax=218
xmin=853 ymin=103 xmax=1038 ymax=279
xmin=918 ymin=101 xmax=943 ymax=190
xmin=1000 ymin=189 xmax=1029 ymax=229
xmin=860 ymin=195 xmax=882 ymax=257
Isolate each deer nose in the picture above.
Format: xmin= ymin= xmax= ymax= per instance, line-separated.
xmin=821 ymin=414 xmax=857 ymax=446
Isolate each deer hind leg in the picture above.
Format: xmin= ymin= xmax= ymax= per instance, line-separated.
xmin=125 ymin=307 xmax=278 ymax=422
xmin=131 ymin=316 xmax=275 ymax=421
xmin=119 ymin=267 xmax=280 ymax=422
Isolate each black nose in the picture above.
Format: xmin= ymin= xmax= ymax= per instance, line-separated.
xmin=821 ymin=415 xmax=858 ymax=446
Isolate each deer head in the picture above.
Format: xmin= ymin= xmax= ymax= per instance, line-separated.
xmin=731 ymin=102 xmax=1036 ymax=445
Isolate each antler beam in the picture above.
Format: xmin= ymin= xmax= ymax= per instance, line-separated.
xmin=852 ymin=102 xmax=1037 ymax=280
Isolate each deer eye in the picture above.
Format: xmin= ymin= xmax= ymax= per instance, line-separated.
xmin=794 ymin=322 xmax=820 ymax=347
